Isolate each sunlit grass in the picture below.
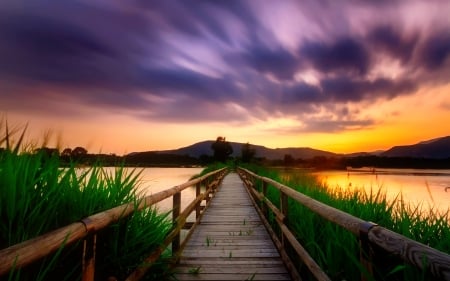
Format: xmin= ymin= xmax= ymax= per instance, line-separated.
xmin=0 ymin=122 xmax=172 ymax=280
xmin=242 ymin=164 xmax=450 ymax=281
xmin=190 ymin=161 xmax=229 ymax=179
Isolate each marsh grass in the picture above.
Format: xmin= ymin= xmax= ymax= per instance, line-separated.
xmin=189 ymin=162 xmax=228 ymax=179
xmin=1 ymin=123 xmax=172 ymax=280
xmin=242 ymin=164 xmax=450 ymax=280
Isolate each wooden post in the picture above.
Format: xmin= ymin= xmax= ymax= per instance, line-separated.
xmin=280 ymin=191 xmax=288 ymax=246
xmin=172 ymin=192 xmax=181 ymax=254
xmin=262 ymin=181 xmax=268 ymax=218
xmin=82 ymin=234 xmax=96 ymax=281
xmin=195 ymin=183 xmax=201 ymax=219
xmin=206 ymin=178 xmax=212 ymax=203
xmin=359 ymin=222 xmax=377 ymax=281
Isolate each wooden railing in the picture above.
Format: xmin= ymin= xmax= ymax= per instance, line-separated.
xmin=237 ymin=167 xmax=450 ymax=281
xmin=0 ymin=167 xmax=228 ymax=281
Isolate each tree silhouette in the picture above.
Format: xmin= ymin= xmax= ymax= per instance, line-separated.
xmin=284 ymin=154 xmax=294 ymax=166
xmin=241 ymin=142 xmax=255 ymax=163
xmin=211 ymin=136 xmax=233 ymax=162
xmin=72 ymin=146 xmax=88 ymax=156
xmin=61 ymin=148 xmax=72 ymax=157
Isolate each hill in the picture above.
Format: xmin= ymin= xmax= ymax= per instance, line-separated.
xmin=381 ymin=136 xmax=450 ymax=158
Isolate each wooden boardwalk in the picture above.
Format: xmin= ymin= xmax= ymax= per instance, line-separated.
xmin=174 ymin=173 xmax=291 ymax=281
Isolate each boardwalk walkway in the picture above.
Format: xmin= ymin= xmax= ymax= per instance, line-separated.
xmin=174 ymin=172 xmax=291 ymax=281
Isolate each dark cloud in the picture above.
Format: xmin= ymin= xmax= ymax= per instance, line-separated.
xmin=0 ymin=2 xmax=149 ymax=89
xmin=281 ymin=83 xmax=322 ymax=103
xmin=138 ymin=67 xmax=242 ymax=102
xmin=420 ymin=32 xmax=450 ymax=70
xmin=279 ymin=76 xmax=417 ymax=106
xmin=368 ymin=25 xmax=418 ymax=64
xmin=0 ymin=16 xmax=120 ymax=85
xmin=264 ymin=115 xmax=376 ymax=134
xmin=300 ymin=38 xmax=370 ymax=76
xmin=138 ymin=0 xmax=254 ymax=46
xmin=243 ymin=47 xmax=300 ymax=80
xmin=302 ymin=119 xmax=376 ymax=133
xmin=321 ymin=76 xmax=417 ymax=102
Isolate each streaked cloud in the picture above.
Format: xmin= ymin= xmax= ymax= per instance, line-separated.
xmin=0 ymin=0 xmax=449 ymax=136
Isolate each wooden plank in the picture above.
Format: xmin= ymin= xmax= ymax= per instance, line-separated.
xmin=178 ymin=258 xmax=285 ymax=266
xmin=174 ymin=173 xmax=292 ymax=281
xmin=174 ymin=273 xmax=291 ymax=280
xmin=176 ymin=265 xmax=289 ymax=274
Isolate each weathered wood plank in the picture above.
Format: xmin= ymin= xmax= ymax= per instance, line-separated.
xmin=178 ymin=258 xmax=285 ymax=265
xmin=175 ymin=273 xmax=291 ymax=281
xmin=174 ymin=173 xmax=292 ymax=281
xmin=176 ymin=265 xmax=289 ymax=274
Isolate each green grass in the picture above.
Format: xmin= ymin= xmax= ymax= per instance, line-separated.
xmin=0 ymin=123 xmax=173 ymax=281
xmin=188 ymin=266 xmax=201 ymax=274
xmin=189 ymin=162 xmax=229 ymax=179
xmin=241 ymin=164 xmax=450 ymax=281
xmin=205 ymin=236 xmax=212 ymax=247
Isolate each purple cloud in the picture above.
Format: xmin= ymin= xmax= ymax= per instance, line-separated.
xmin=300 ymin=38 xmax=370 ymax=76
xmin=420 ymin=32 xmax=450 ymax=70
xmin=0 ymin=0 xmax=448 ymax=133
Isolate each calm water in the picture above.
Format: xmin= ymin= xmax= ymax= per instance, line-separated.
xmin=312 ymin=168 xmax=450 ymax=214
xmin=117 ymin=167 xmax=450 ymax=215
xmin=133 ymin=167 xmax=203 ymax=212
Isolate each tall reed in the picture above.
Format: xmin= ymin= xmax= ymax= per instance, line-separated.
xmin=0 ymin=122 xmax=172 ymax=280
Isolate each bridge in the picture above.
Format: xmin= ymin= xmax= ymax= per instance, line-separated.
xmin=1 ymin=167 xmax=450 ymax=280
xmin=174 ymin=173 xmax=291 ymax=281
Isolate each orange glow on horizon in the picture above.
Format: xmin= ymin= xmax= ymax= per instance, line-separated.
xmin=4 ymin=84 xmax=449 ymax=156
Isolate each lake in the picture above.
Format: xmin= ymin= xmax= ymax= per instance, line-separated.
xmin=127 ymin=167 xmax=449 ymax=215
xmin=312 ymin=168 xmax=450 ymax=214
xmin=133 ymin=167 xmax=203 ymax=213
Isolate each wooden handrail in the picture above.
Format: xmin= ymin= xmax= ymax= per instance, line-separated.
xmin=238 ymin=167 xmax=450 ymax=281
xmin=0 ymin=167 xmax=228 ymax=278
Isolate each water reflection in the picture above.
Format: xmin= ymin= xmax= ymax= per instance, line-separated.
xmin=310 ymin=169 xmax=450 ymax=214
xmin=134 ymin=167 xmax=203 ymax=213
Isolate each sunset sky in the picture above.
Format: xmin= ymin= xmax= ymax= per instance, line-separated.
xmin=1 ymin=0 xmax=449 ymax=155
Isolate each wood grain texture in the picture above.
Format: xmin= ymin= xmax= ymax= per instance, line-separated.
xmin=174 ymin=173 xmax=292 ymax=281
xmin=369 ymin=226 xmax=450 ymax=280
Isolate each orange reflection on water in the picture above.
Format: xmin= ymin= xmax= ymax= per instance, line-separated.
xmin=313 ymin=169 xmax=450 ymax=214
xmin=135 ymin=167 xmax=203 ymax=212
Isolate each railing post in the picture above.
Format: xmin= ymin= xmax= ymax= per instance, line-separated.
xmin=359 ymin=222 xmax=377 ymax=281
xmin=81 ymin=218 xmax=97 ymax=281
xmin=172 ymin=192 xmax=181 ymax=254
xmin=206 ymin=178 xmax=212 ymax=203
xmin=195 ymin=183 xmax=201 ymax=219
xmin=280 ymin=191 xmax=288 ymax=246
xmin=82 ymin=234 xmax=96 ymax=281
xmin=213 ymin=174 xmax=219 ymax=191
xmin=262 ymin=181 xmax=268 ymax=218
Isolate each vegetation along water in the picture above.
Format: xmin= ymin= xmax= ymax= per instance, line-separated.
xmin=0 ymin=146 xmax=173 ymax=279
xmin=242 ymin=163 xmax=450 ymax=281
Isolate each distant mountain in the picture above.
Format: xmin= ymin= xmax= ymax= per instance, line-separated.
xmin=150 ymin=140 xmax=339 ymax=160
xmin=127 ymin=135 xmax=450 ymax=161
xmin=381 ymin=136 xmax=450 ymax=158
xmin=344 ymin=150 xmax=385 ymax=157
